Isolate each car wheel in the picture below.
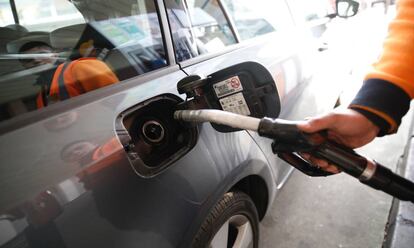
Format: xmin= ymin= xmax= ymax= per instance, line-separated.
xmin=192 ymin=191 xmax=259 ymax=248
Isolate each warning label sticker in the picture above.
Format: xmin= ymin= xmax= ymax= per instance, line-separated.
xmin=213 ymin=76 xmax=243 ymax=98
xmin=219 ymin=92 xmax=251 ymax=116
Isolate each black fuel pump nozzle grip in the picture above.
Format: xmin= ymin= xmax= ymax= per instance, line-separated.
xmin=258 ymin=117 xmax=414 ymax=203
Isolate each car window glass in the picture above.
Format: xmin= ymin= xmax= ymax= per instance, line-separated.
xmin=0 ymin=0 xmax=15 ymax=26
xmin=165 ymin=0 xmax=236 ymax=62
xmin=221 ymin=0 xmax=294 ymax=41
xmin=15 ymin=0 xmax=84 ymax=31
xmin=0 ymin=0 xmax=167 ymax=122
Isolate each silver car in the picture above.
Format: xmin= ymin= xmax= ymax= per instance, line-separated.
xmin=0 ymin=0 xmax=355 ymax=247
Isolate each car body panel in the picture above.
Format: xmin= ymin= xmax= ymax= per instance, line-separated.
xmin=0 ymin=61 xmax=275 ymax=247
xmin=0 ymin=0 xmax=343 ymax=247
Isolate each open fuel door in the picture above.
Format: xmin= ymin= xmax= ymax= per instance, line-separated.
xmin=177 ymin=61 xmax=281 ymax=132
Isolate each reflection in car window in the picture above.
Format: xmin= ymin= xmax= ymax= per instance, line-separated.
xmin=165 ymin=0 xmax=236 ymax=62
xmin=221 ymin=0 xmax=294 ymax=41
xmin=0 ymin=0 xmax=167 ymax=122
xmin=0 ymin=0 xmax=15 ymax=26
xmin=15 ymin=0 xmax=84 ymax=32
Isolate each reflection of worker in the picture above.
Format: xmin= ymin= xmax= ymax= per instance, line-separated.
xmin=36 ymin=57 xmax=119 ymax=108
xmin=18 ymin=42 xmax=122 ymax=172
xmin=298 ymin=0 xmax=414 ymax=173
xmin=18 ymin=40 xmax=119 ymax=108
xmin=19 ymin=41 xmax=57 ymax=69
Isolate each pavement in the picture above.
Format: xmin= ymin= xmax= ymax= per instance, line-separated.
xmin=260 ymin=5 xmax=414 ymax=248
xmin=383 ymin=116 xmax=414 ymax=248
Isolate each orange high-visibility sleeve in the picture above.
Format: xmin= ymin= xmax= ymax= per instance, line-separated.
xmin=365 ymin=0 xmax=414 ymax=98
xmin=350 ymin=0 xmax=414 ymax=135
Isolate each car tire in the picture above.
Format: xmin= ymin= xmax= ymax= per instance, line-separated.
xmin=192 ymin=191 xmax=259 ymax=248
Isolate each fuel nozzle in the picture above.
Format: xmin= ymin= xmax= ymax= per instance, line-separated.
xmin=174 ymin=109 xmax=414 ymax=203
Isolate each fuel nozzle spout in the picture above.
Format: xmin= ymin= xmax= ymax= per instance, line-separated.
xmin=174 ymin=110 xmax=260 ymax=131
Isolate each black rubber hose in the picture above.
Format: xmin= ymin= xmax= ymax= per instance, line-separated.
xmin=360 ymin=162 xmax=414 ymax=203
xmin=316 ymin=143 xmax=414 ymax=203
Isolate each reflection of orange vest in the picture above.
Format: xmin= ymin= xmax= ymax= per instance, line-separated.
xmin=37 ymin=58 xmax=119 ymax=108
xmin=77 ymin=137 xmax=125 ymax=190
xmin=92 ymin=137 xmax=123 ymax=163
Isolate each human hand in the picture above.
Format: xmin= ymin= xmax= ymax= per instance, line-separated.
xmin=297 ymin=108 xmax=380 ymax=173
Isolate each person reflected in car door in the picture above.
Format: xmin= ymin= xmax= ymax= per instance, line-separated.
xmin=14 ymin=37 xmax=120 ymax=108
xmin=0 ymin=36 xmax=121 ymax=248
xmin=19 ymin=39 xmax=127 ymax=199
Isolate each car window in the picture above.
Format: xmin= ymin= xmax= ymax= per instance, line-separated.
xmin=0 ymin=0 xmax=15 ymax=26
xmin=165 ymin=0 xmax=236 ymax=62
xmin=221 ymin=0 xmax=294 ymax=41
xmin=15 ymin=0 xmax=84 ymax=31
xmin=0 ymin=0 xmax=167 ymax=122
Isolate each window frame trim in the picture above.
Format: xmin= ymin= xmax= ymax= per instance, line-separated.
xmin=10 ymin=0 xmax=20 ymax=24
xmin=217 ymin=0 xmax=240 ymax=43
xmin=157 ymin=0 xmax=176 ymax=66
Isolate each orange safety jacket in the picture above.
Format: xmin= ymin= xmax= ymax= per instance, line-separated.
xmin=36 ymin=58 xmax=119 ymax=108
xmin=349 ymin=0 xmax=414 ymax=136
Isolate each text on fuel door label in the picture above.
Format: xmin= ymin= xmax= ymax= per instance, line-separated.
xmin=213 ymin=76 xmax=243 ymax=98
